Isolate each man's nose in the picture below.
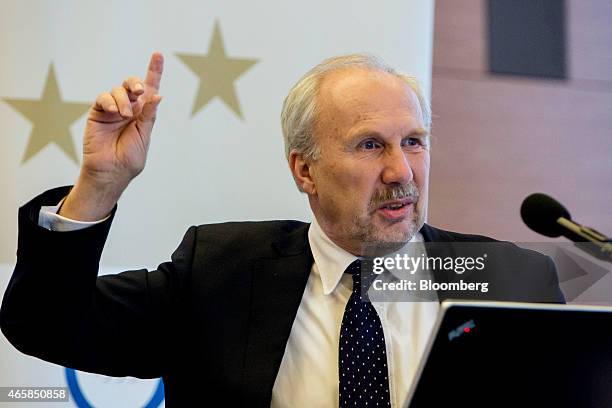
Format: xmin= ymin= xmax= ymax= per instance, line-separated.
xmin=381 ymin=147 xmax=413 ymax=185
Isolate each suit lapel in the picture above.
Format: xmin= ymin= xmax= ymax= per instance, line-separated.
xmin=241 ymin=224 xmax=313 ymax=406
xmin=420 ymin=224 xmax=459 ymax=302
xmin=421 ymin=223 xmax=490 ymax=301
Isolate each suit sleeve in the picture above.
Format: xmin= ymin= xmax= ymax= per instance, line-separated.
xmin=0 ymin=186 xmax=195 ymax=378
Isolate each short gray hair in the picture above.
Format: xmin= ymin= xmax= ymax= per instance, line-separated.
xmin=280 ymin=53 xmax=431 ymax=162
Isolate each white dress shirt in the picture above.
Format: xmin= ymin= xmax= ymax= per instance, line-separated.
xmin=39 ymin=204 xmax=439 ymax=408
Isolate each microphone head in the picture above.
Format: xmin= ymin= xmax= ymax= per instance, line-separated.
xmin=521 ymin=193 xmax=571 ymax=237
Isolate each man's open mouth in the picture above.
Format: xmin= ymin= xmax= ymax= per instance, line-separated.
xmin=381 ymin=203 xmax=408 ymax=210
xmin=378 ymin=198 xmax=414 ymax=210
xmin=376 ymin=198 xmax=415 ymax=220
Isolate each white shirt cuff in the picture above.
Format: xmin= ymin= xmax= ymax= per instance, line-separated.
xmin=38 ymin=197 xmax=111 ymax=232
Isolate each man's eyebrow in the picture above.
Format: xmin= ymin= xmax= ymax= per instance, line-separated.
xmin=349 ymin=128 xmax=429 ymax=140
xmin=406 ymin=128 xmax=429 ymax=137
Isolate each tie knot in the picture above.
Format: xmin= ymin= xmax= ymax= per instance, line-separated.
xmin=345 ymin=259 xmax=368 ymax=295
xmin=344 ymin=259 xmax=362 ymax=278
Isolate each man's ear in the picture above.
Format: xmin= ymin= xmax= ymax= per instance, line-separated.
xmin=288 ymin=150 xmax=316 ymax=194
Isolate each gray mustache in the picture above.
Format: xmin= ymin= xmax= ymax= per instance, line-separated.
xmin=370 ymin=183 xmax=420 ymax=207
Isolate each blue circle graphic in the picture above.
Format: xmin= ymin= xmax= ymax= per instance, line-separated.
xmin=65 ymin=368 xmax=164 ymax=408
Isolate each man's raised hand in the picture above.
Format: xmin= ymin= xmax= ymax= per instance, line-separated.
xmin=85 ymin=52 xmax=163 ymax=182
xmin=59 ymin=53 xmax=164 ymax=221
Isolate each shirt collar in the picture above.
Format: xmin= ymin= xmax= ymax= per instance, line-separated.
xmin=308 ymin=218 xmax=357 ymax=295
xmin=308 ymin=217 xmax=424 ymax=295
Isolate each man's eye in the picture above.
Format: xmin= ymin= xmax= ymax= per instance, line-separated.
xmin=403 ymin=138 xmax=423 ymax=148
xmin=361 ymin=140 xmax=380 ymax=150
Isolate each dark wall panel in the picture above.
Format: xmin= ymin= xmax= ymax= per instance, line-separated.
xmin=488 ymin=0 xmax=567 ymax=79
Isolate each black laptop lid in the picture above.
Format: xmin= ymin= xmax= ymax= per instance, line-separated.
xmin=406 ymin=302 xmax=612 ymax=408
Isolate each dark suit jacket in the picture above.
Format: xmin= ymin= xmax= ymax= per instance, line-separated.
xmin=0 ymin=187 xmax=564 ymax=407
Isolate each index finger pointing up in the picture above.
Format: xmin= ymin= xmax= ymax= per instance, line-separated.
xmin=144 ymin=52 xmax=164 ymax=95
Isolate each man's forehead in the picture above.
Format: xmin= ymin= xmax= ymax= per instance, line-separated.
xmin=316 ymin=68 xmax=423 ymax=127
xmin=320 ymin=67 xmax=406 ymax=93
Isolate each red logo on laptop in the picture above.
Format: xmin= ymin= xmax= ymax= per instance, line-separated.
xmin=448 ymin=319 xmax=476 ymax=341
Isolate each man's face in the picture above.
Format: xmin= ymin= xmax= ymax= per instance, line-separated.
xmin=298 ymin=68 xmax=430 ymax=255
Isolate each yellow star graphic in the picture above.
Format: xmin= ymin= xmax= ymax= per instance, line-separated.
xmin=3 ymin=64 xmax=90 ymax=165
xmin=176 ymin=21 xmax=258 ymax=119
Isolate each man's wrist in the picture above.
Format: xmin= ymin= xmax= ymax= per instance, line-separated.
xmin=58 ymin=175 xmax=125 ymax=221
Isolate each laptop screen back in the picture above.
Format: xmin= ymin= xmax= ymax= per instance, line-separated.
xmin=406 ymin=302 xmax=612 ymax=408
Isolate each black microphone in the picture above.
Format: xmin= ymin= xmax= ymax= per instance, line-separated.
xmin=521 ymin=193 xmax=612 ymax=261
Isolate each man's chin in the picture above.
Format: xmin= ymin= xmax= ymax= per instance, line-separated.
xmin=359 ymin=221 xmax=419 ymax=256
xmin=360 ymin=241 xmax=406 ymax=257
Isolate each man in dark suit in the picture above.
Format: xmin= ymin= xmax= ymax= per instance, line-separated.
xmin=1 ymin=53 xmax=563 ymax=407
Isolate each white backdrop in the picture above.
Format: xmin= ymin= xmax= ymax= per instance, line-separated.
xmin=0 ymin=1 xmax=435 ymax=406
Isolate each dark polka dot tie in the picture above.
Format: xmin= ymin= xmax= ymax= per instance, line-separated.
xmin=339 ymin=259 xmax=391 ymax=407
